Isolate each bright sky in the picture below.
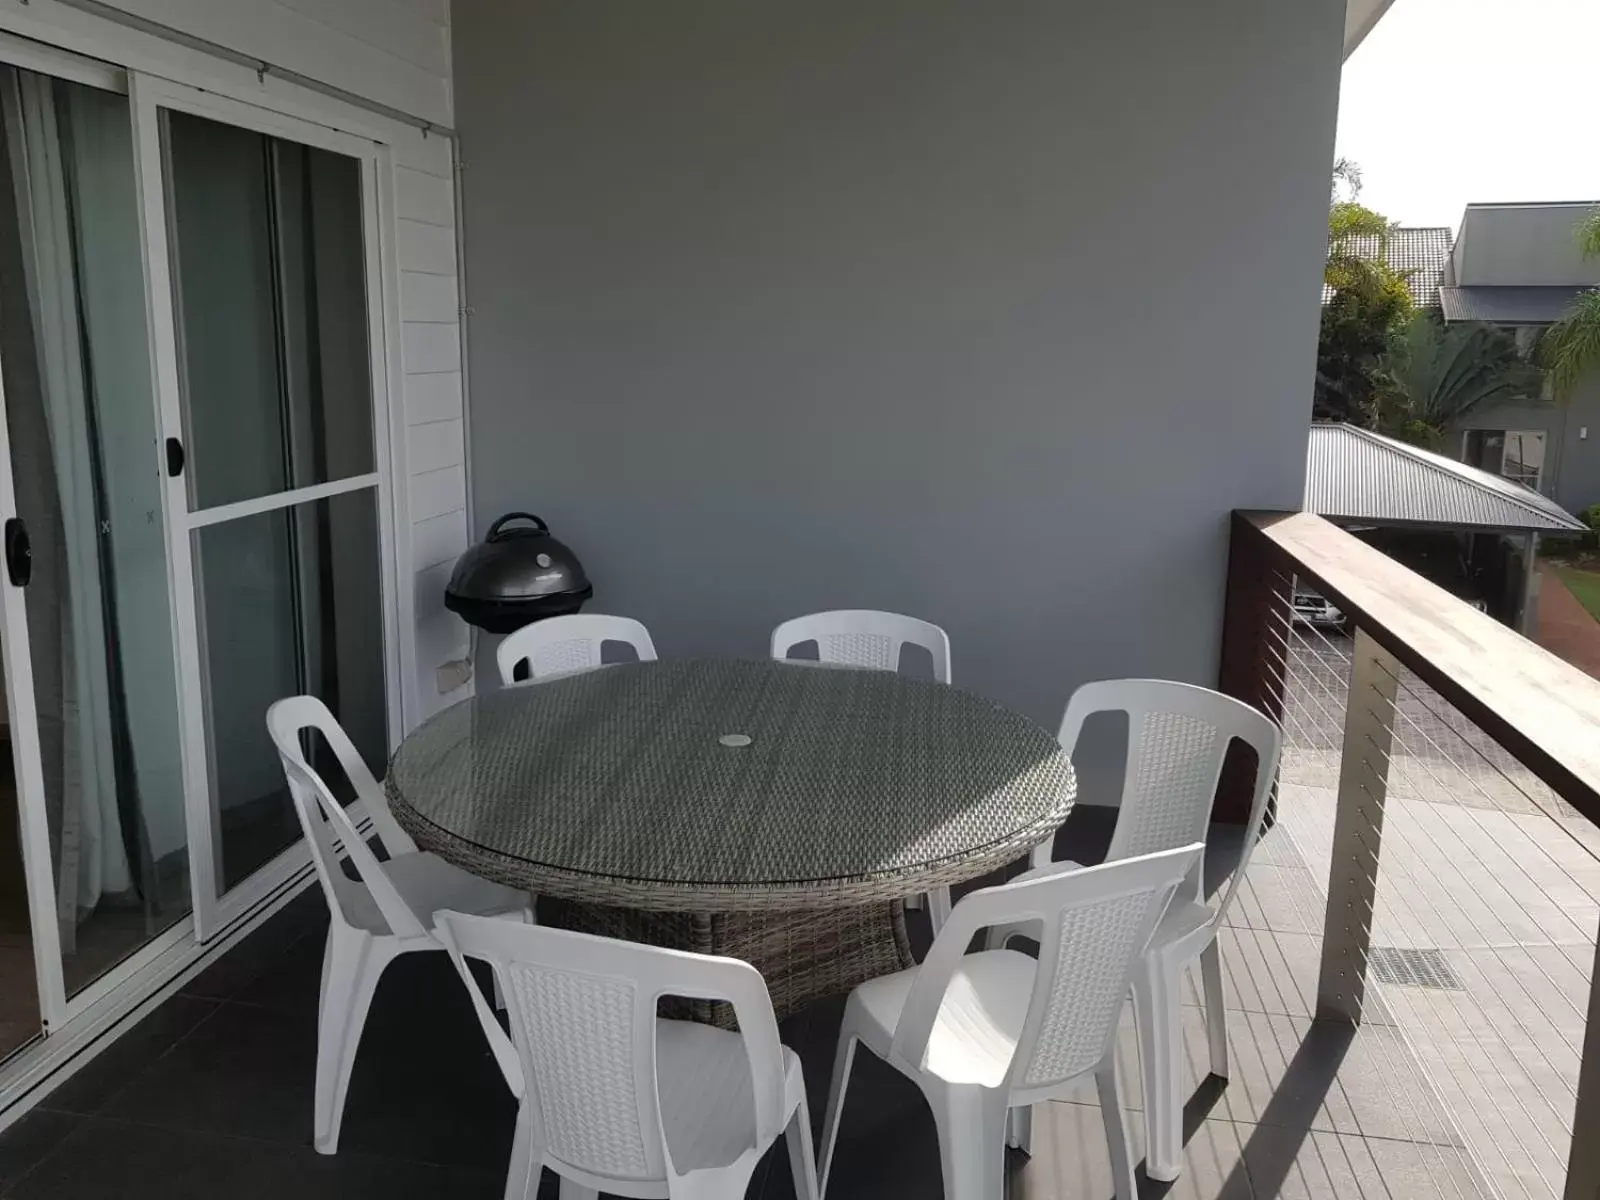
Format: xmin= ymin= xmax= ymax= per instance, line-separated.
xmin=1335 ymin=0 xmax=1600 ymax=231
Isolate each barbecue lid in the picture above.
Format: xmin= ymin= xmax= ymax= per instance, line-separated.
xmin=444 ymin=512 xmax=591 ymax=603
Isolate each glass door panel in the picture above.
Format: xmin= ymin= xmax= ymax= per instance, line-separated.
xmin=0 ymin=66 xmax=189 ymax=999
xmin=163 ymin=112 xmax=375 ymax=512
xmin=193 ymin=491 xmax=386 ymax=889
xmin=156 ymin=102 xmax=389 ymax=899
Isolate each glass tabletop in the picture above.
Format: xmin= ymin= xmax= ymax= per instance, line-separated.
xmin=385 ymin=658 xmax=1076 ymax=906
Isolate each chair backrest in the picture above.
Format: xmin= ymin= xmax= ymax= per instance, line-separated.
xmin=266 ymin=696 xmax=427 ymax=940
xmin=891 ymin=845 xmax=1202 ymax=1100
xmin=770 ymin=610 xmax=951 ymax=682
xmin=434 ymin=911 xmax=789 ymax=1188
xmin=497 ymin=614 xmax=658 ymax=686
xmin=1047 ymin=679 xmax=1281 ymax=920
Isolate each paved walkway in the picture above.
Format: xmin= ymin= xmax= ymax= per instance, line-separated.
xmin=1282 ymin=632 xmax=1600 ymax=1199
xmin=1536 ymin=566 xmax=1600 ymax=678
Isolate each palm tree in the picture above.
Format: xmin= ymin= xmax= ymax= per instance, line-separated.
xmin=1315 ymin=165 xmax=1415 ymax=424
xmin=1377 ymin=314 xmax=1545 ymax=447
xmin=1541 ymin=207 xmax=1600 ymax=397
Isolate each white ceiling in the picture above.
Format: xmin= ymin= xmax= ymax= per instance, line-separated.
xmin=1345 ymin=0 xmax=1398 ymax=59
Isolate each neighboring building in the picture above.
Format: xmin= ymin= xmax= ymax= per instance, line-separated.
xmin=1322 ymin=226 xmax=1454 ymax=308
xmin=1437 ymin=201 xmax=1600 ymax=516
xmin=1305 ymin=423 xmax=1585 ymax=634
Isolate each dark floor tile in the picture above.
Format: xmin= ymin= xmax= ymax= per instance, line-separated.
xmin=6 ymin=1118 xmax=277 ymax=1200
xmin=227 ymin=925 xmax=327 ymax=1015
xmin=0 ymin=1109 xmax=79 ymax=1192
xmin=102 ymin=946 xmax=520 ymax=1165
xmin=181 ymin=898 xmax=327 ymax=1003
xmin=98 ymin=1002 xmax=320 ymax=1146
xmin=782 ymin=1015 xmax=942 ymax=1199
xmin=37 ymin=995 xmax=221 ymax=1116
xmin=802 ymin=1093 xmax=943 ymax=1200
xmin=247 ymin=1144 xmax=506 ymax=1199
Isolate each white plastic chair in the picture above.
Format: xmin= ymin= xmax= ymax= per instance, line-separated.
xmin=818 ymin=845 xmax=1202 ymax=1200
xmin=497 ymin=613 xmax=658 ymax=685
xmin=996 ymin=679 xmax=1282 ymax=1181
xmin=771 ymin=609 xmax=953 ymax=924
xmin=770 ymin=609 xmax=951 ymax=682
xmin=266 ymin=696 xmax=534 ymax=1155
xmin=433 ymin=911 xmax=820 ymax=1200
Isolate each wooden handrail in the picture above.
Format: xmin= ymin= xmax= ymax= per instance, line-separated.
xmin=1234 ymin=510 xmax=1600 ymax=829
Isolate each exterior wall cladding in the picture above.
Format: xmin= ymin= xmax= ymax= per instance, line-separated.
xmin=452 ymin=0 xmax=1345 ymax=804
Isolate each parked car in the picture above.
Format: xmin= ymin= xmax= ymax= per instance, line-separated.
xmin=1291 ymin=585 xmax=1347 ymax=629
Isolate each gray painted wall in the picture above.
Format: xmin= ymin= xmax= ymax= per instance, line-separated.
xmin=1451 ymin=203 xmax=1600 ymax=288
xmin=452 ymin=0 xmax=1342 ymax=736
xmin=1454 ymin=375 xmax=1600 ymax=518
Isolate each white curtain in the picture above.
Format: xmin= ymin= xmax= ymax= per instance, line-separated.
xmin=0 ymin=70 xmax=130 ymax=948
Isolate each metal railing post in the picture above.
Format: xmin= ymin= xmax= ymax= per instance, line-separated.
xmin=1316 ymin=627 xmax=1399 ymax=1025
xmin=1569 ymin=936 xmax=1600 ymax=1200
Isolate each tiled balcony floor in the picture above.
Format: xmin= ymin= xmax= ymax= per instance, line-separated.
xmin=0 ymin=809 xmax=1493 ymax=1199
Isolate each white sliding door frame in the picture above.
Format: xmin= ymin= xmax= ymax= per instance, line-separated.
xmin=0 ymin=40 xmax=133 ymax=1049
xmin=0 ymin=357 xmax=68 ymax=1040
xmin=128 ymin=75 xmax=403 ymax=941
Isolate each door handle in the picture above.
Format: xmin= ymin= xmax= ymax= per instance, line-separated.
xmin=5 ymin=518 xmax=30 ymax=587
xmin=165 ymin=436 xmax=185 ymax=478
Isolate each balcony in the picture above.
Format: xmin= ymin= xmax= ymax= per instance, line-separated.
xmin=0 ymin=512 xmax=1591 ymax=1199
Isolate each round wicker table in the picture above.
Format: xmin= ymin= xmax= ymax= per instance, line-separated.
xmin=385 ymin=658 xmax=1076 ymax=1021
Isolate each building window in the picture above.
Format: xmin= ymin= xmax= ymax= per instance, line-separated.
xmin=1463 ymin=429 xmax=1545 ymax=491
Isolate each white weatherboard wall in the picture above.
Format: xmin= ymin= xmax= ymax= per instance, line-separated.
xmin=393 ymin=138 xmax=473 ymax=722
xmin=74 ymin=0 xmax=453 ymax=128
xmin=3 ymin=0 xmax=473 ymax=726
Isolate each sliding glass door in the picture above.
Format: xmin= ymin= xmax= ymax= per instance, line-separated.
xmin=0 ymin=60 xmax=189 ymax=1031
xmin=133 ymin=81 xmax=396 ymax=935
xmin=0 ymin=47 xmax=400 ymax=1043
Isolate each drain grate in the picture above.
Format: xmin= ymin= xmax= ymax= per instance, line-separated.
xmin=1368 ymin=946 xmax=1463 ymax=990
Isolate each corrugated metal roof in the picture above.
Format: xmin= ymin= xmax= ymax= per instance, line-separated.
xmin=1438 ymin=284 xmax=1591 ymax=325
xmin=1322 ymin=227 xmax=1453 ymax=309
xmin=1305 ymin=424 xmax=1585 ymax=532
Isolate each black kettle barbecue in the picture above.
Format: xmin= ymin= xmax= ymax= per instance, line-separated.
xmin=444 ymin=512 xmax=593 ymax=634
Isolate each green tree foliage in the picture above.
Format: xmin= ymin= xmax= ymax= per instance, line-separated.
xmin=1375 ymin=314 xmax=1544 ymax=448
xmin=1542 ymin=207 xmax=1600 ymax=398
xmin=1581 ymin=209 xmax=1600 ymax=258
xmin=1315 ymin=190 xmax=1415 ymax=425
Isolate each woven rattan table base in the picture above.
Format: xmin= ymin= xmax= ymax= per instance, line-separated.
xmin=538 ymin=895 xmax=914 ymax=1027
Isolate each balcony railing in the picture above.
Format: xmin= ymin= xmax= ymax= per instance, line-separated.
xmin=1219 ymin=511 xmax=1600 ymax=1200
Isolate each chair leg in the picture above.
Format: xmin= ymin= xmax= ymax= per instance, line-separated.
xmin=929 ymin=1084 xmax=1008 ymax=1200
xmin=787 ymin=1086 xmax=821 ymax=1200
xmin=314 ymin=927 xmax=390 ymax=1154
xmin=1133 ymin=961 xmax=1186 ymax=1183
xmin=1006 ymin=1103 xmax=1033 ymax=1155
xmin=503 ymin=1107 xmax=543 ymax=1200
xmin=1096 ymin=1056 xmax=1138 ymax=1200
xmin=927 ymin=888 xmax=953 ymax=936
xmin=818 ymin=1032 xmax=859 ymax=1196
xmin=1200 ymin=939 xmax=1229 ymax=1079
